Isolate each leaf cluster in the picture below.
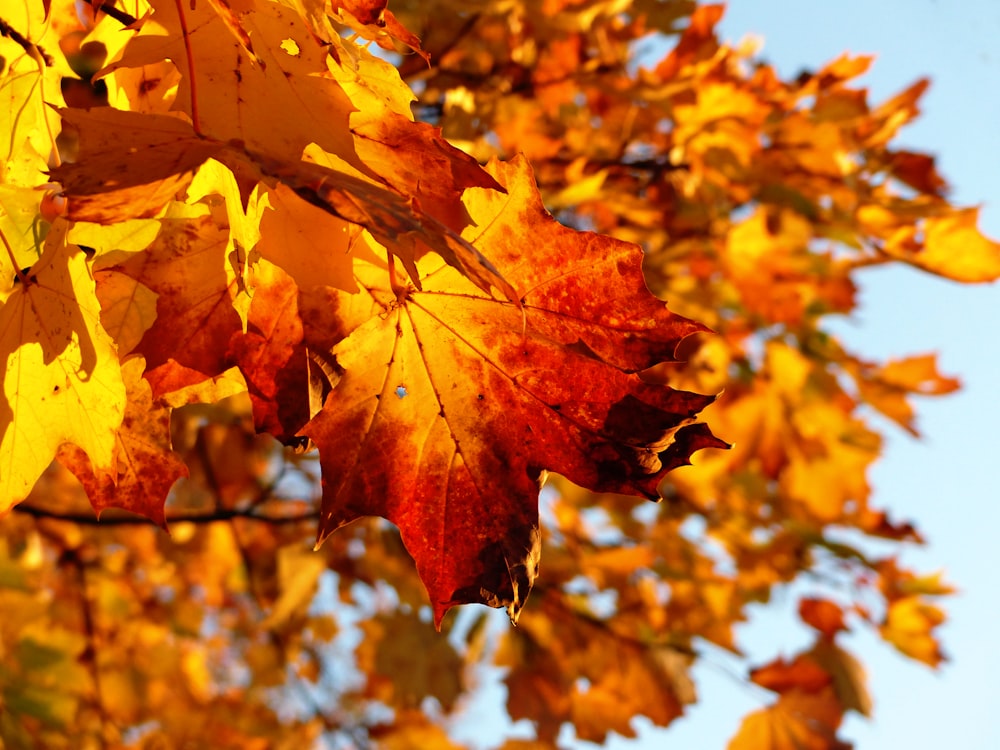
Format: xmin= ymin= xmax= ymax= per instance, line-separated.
xmin=0 ymin=1 xmax=992 ymax=748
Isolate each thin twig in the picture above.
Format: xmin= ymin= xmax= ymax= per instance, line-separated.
xmin=69 ymin=550 xmax=111 ymax=749
xmin=172 ymin=0 xmax=201 ymax=133
xmin=87 ymin=1 xmax=138 ymax=27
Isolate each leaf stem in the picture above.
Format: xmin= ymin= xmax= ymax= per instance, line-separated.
xmin=386 ymin=251 xmax=408 ymax=302
xmin=29 ymin=45 xmax=61 ymax=167
xmin=0 ymin=226 xmax=28 ymax=284
xmin=173 ymin=0 xmax=202 ymax=135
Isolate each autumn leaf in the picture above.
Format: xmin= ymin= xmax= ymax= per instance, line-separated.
xmin=53 ymin=107 xmax=517 ymax=302
xmin=0 ymin=223 xmax=126 ymax=513
xmin=368 ymin=710 xmax=467 ymax=750
xmin=500 ymin=594 xmax=696 ymax=743
xmin=227 ymin=259 xmax=314 ymax=441
xmin=57 ymin=356 xmax=187 ymax=527
xmin=729 ymin=687 xmax=850 ymax=750
xmin=97 ymin=0 xmax=358 ymax=169
xmin=356 ymin=610 xmax=464 ymax=711
xmin=854 ymin=353 xmax=960 ymax=436
xmin=0 ymin=185 xmax=49 ymax=289
xmin=261 ymin=543 xmax=328 ymax=631
xmin=254 ymin=182 xmax=360 ymax=294
xmin=350 ymin=113 xmax=505 ymax=231
xmin=750 ymin=655 xmax=832 ymax=694
xmin=303 ymin=156 xmax=725 ymax=625
xmin=905 ymin=209 xmax=1000 ymax=282
xmin=91 ymin=269 xmax=159 ymax=358
xmin=332 ymin=0 xmax=430 ymax=64
xmin=336 ymin=0 xmax=389 ymax=26
xmin=880 ymin=596 xmax=947 ymax=667
xmin=799 ymin=598 xmax=848 ymax=638
xmin=108 ymin=215 xmax=243 ymax=397
xmin=51 ymin=108 xmax=222 ymax=223
xmin=808 ymin=640 xmax=872 ymax=717
xmin=0 ymin=2 xmax=67 ymax=187
xmin=282 ymin=153 xmax=516 ymax=300
xmin=184 ymin=159 xmax=273 ymax=328
xmin=3 ymin=0 xmax=989 ymax=744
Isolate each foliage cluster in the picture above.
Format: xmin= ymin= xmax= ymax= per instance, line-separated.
xmin=1 ymin=1 xmax=995 ymax=748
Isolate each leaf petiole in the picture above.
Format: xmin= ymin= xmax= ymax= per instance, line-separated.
xmin=0 ymin=226 xmax=28 ymax=285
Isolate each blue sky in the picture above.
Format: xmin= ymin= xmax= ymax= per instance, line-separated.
xmin=606 ymin=2 xmax=1000 ymax=748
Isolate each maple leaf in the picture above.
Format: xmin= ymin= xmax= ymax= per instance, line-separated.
xmin=332 ymin=0 xmax=430 ymax=64
xmin=807 ymin=640 xmax=872 ymax=718
xmin=909 ymin=208 xmax=1000 ymax=282
xmin=880 ymin=596 xmax=947 ymax=667
xmin=51 ymin=108 xmax=222 ymax=223
xmin=91 ymin=268 xmax=159 ymax=358
xmin=350 ymin=113 xmax=505 ymax=232
xmin=108 ymin=214 xmax=243 ymax=397
xmin=254 ymin=181 xmax=360 ymax=293
xmin=0 ymin=222 xmax=126 ymax=513
xmin=0 ymin=3 xmax=68 ymax=187
xmin=854 ymin=353 xmax=960 ymax=436
xmin=52 ymin=107 xmax=517 ymax=301
xmin=5 ymin=0 xmax=990 ymax=744
xmin=799 ymin=598 xmax=849 ymax=639
xmin=97 ymin=0 xmax=358 ymax=168
xmin=728 ymin=687 xmax=851 ymax=750
xmin=57 ymin=356 xmax=188 ymax=527
xmin=750 ymin=653 xmax=833 ymax=695
xmin=500 ymin=594 xmax=696 ymax=743
xmin=356 ymin=609 xmax=464 ymax=710
xmin=228 ymin=258 xmax=314 ymax=441
xmin=302 ymin=157 xmax=725 ymax=625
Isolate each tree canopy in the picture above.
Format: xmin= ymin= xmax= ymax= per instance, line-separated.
xmin=0 ymin=1 xmax=994 ymax=748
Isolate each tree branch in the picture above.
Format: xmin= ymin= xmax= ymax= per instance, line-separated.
xmin=13 ymin=503 xmax=320 ymax=526
xmin=0 ymin=16 xmax=54 ymax=65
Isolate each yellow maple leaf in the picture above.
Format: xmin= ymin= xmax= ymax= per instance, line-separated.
xmin=914 ymin=208 xmax=1000 ymax=282
xmin=880 ymin=596 xmax=947 ymax=667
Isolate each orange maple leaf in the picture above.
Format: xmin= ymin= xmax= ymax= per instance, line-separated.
xmin=302 ymin=157 xmax=726 ymax=625
xmin=98 ymin=0 xmax=357 ymax=167
xmin=108 ymin=215 xmax=243 ymax=397
xmin=53 ymin=107 xmax=517 ymax=302
xmin=729 ymin=687 xmax=850 ymax=750
xmin=228 ymin=259 xmax=313 ymax=442
xmin=57 ymin=356 xmax=188 ymax=527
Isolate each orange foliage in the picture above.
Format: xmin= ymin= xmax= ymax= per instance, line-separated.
xmin=0 ymin=0 xmax=988 ymax=747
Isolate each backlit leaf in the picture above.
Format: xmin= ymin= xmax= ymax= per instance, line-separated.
xmin=304 ymin=156 xmax=724 ymax=625
xmin=0 ymin=223 xmax=126 ymax=513
xmin=880 ymin=596 xmax=947 ymax=667
xmin=110 ymin=215 xmax=243 ymax=397
xmin=57 ymin=356 xmax=187 ymax=527
xmin=728 ymin=688 xmax=850 ymax=750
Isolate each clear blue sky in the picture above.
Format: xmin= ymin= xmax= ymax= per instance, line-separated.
xmin=453 ymin=3 xmax=1000 ymax=748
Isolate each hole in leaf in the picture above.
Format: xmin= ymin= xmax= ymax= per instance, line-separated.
xmin=395 ymin=385 xmax=408 ymax=399
xmin=280 ymin=38 xmax=300 ymax=56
